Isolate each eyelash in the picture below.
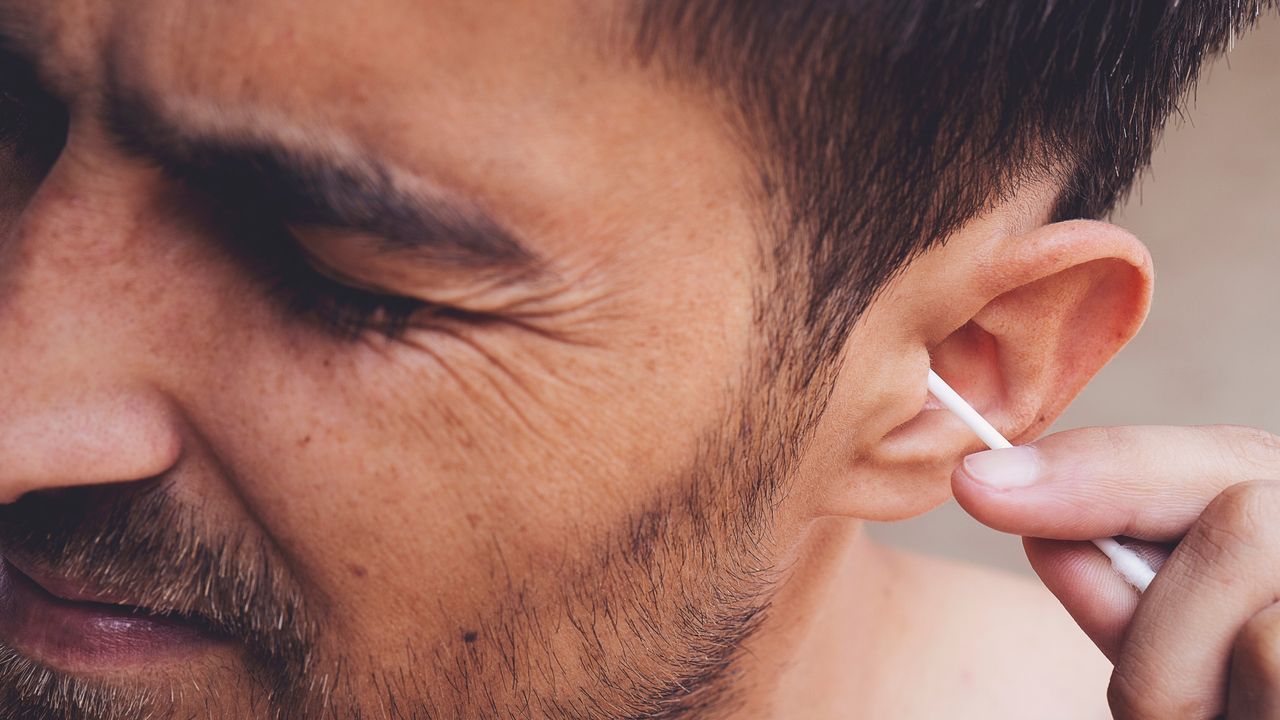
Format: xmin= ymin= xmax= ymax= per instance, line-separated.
xmin=265 ymin=246 xmax=429 ymax=341
xmin=221 ymin=210 xmax=432 ymax=341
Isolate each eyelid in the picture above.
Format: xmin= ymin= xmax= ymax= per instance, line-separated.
xmin=285 ymin=223 xmax=471 ymax=303
xmin=201 ymin=200 xmax=431 ymax=341
xmin=289 ymin=234 xmax=400 ymax=296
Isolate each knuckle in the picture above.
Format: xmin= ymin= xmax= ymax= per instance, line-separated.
xmin=1214 ymin=425 xmax=1280 ymax=475
xmin=1199 ymin=481 xmax=1280 ymax=548
xmin=1112 ymin=633 xmax=1227 ymax=719
xmin=1107 ymin=666 xmax=1175 ymax=720
xmin=1107 ymin=667 xmax=1147 ymax=719
xmin=1174 ymin=482 xmax=1280 ymax=593
xmin=1235 ymin=608 xmax=1280 ymax=688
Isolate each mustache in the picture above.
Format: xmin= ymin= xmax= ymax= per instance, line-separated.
xmin=0 ymin=481 xmax=318 ymax=680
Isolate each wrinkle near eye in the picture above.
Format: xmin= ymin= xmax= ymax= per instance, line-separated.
xmin=297 ymin=225 xmax=619 ymax=347
xmin=356 ymin=316 xmax=584 ymax=452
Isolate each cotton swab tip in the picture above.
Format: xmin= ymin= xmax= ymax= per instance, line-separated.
xmin=1092 ymin=537 xmax=1156 ymax=592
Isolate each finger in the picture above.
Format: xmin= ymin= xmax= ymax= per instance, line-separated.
xmin=1228 ymin=602 xmax=1280 ymax=719
xmin=1107 ymin=481 xmax=1280 ymax=720
xmin=1024 ymin=537 xmax=1171 ymax=662
xmin=952 ymin=424 xmax=1280 ymax=542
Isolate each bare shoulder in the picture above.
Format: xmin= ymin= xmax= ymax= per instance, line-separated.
xmin=886 ymin=549 xmax=1114 ymax=720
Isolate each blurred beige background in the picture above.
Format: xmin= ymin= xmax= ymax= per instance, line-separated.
xmin=868 ymin=13 xmax=1280 ymax=575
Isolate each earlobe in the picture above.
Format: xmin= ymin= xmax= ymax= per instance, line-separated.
xmin=804 ymin=219 xmax=1153 ymax=522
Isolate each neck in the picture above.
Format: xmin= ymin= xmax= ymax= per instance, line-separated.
xmin=728 ymin=518 xmax=917 ymax=718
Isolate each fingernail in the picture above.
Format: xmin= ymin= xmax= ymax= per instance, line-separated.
xmin=962 ymin=446 xmax=1042 ymax=489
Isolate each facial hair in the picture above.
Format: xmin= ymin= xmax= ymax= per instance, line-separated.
xmin=0 ymin=320 xmax=832 ymax=719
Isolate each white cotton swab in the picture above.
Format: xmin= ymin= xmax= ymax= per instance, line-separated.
xmin=926 ymin=369 xmax=1157 ymax=593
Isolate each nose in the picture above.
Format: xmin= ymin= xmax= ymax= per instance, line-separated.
xmin=0 ymin=387 xmax=183 ymax=504
xmin=0 ymin=146 xmax=187 ymax=504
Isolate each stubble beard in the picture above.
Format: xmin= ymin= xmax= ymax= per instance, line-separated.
xmin=0 ymin=320 xmax=831 ymax=720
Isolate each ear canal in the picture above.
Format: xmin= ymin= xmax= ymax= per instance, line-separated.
xmin=926 ymin=320 xmax=1003 ymax=420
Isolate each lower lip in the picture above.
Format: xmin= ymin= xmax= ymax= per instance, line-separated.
xmin=0 ymin=558 xmax=219 ymax=671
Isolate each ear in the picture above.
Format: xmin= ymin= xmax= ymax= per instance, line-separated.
xmin=801 ymin=219 xmax=1153 ymax=522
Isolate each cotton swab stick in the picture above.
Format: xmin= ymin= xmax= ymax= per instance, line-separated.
xmin=927 ymin=369 xmax=1157 ymax=592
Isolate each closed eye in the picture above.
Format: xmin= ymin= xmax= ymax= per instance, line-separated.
xmin=262 ymin=226 xmax=434 ymax=340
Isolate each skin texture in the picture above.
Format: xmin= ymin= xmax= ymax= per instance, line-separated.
xmin=955 ymin=427 xmax=1280 ymax=719
xmin=0 ymin=1 xmax=1274 ymax=719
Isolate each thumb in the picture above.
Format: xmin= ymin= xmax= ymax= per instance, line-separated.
xmin=948 ymin=425 xmax=1268 ymax=659
xmin=949 ymin=425 xmax=1272 ymax=542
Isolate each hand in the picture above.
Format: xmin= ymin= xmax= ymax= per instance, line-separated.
xmin=952 ymin=425 xmax=1280 ymax=719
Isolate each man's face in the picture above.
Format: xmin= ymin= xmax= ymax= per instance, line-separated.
xmin=0 ymin=1 xmax=814 ymax=717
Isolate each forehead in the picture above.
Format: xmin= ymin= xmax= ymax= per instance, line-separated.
xmin=14 ymin=0 xmax=614 ymax=80
xmin=4 ymin=0 xmax=757 ymax=272
xmin=11 ymin=0 xmax=618 ymax=145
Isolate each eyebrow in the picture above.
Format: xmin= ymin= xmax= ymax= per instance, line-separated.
xmin=100 ymin=82 xmax=544 ymax=278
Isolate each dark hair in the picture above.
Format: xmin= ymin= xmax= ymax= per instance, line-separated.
xmin=633 ymin=1 xmax=1275 ymax=382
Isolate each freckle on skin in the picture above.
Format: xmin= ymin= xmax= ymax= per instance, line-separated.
xmin=349 ymin=563 xmax=368 ymax=578
xmin=463 ymin=631 xmax=478 ymax=644
xmin=465 ymin=512 xmax=481 ymax=529
xmin=298 ymin=434 xmax=312 ymax=448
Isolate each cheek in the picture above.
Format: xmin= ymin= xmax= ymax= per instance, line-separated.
xmin=181 ymin=287 xmax=753 ymax=654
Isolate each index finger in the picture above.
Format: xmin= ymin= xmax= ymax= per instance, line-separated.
xmin=951 ymin=424 xmax=1280 ymax=541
